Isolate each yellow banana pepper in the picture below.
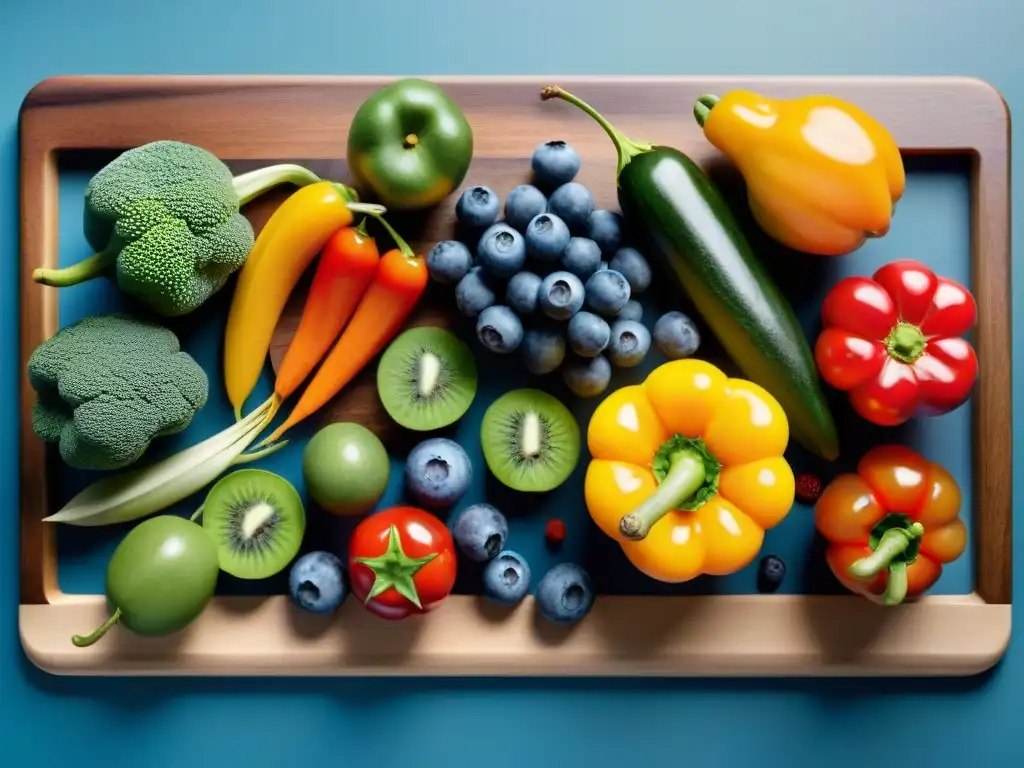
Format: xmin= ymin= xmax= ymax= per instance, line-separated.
xmin=693 ymin=90 xmax=905 ymax=257
xmin=584 ymin=359 xmax=795 ymax=583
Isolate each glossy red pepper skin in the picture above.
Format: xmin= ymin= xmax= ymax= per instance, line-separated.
xmin=814 ymin=260 xmax=978 ymax=427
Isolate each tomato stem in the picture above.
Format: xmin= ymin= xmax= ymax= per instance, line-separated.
xmin=353 ymin=525 xmax=436 ymax=609
xmin=619 ymin=435 xmax=720 ymax=541
xmin=884 ymin=321 xmax=927 ymax=364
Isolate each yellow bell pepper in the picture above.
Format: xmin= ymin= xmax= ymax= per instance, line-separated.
xmin=584 ymin=359 xmax=795 ymax=583
xmin=693 ymin=90 xmax=905 ymax=257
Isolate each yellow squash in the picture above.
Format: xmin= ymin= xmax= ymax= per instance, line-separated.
xmin=694 ymin=90 xmax=905 ymax=257
xmin=584 ymin=359 xmax=795 ymax=583
xmin=222 ymin=181 xmax=383 ymax=420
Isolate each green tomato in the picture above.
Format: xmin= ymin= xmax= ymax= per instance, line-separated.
xmin=347 ymin=78 xmax=474 ymax=210
xmin=302 ymin=422 xmax=391 ymax=516
xmin=72 ymin=515 xmax=220 ymax=647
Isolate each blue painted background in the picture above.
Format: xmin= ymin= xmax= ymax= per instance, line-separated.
xmin=2 ymin=0 xmax=1020 ymax=765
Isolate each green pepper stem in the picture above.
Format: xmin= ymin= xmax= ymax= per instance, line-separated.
xmin=540 ymin=85 xmax=653 ymax=177
xmin=365 ymin=211 xmax=416 ymax=259
xmin=72 ymin=607 xmax=122 ymax=647
xmin=232 ymin=164 xmax=322 ymax=207
xmin=693 ymin=94 xmax=721 ymax=128
xmin=620 ymin=450 xmax=707 ymax=540
xmin=884 ymin=321 xmax=927 ymax=364
xmin=883 ymin=560 xmax=909 ymax=606
xmin=354 ymin=217 xmax=370 ymax=238
xmin=849 ymin=523 xmax=924 ymax=578
xmin=33 ymin=250 xmax=116 ymax=287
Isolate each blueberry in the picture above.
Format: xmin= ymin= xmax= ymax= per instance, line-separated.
xmin=607 ymin=320 xmax=651 ymax=368
xmin=476 ymin=305 xmax=524 ymax=354
xmin=520 ymin=326 xmax=566 ymax=375
xmin=404 ymin=438 xmax=472 ymax=509
xmin=566 ymin=311 xmax=610 ymax=357
xmin=452 ymin=503 xmax=509 ymax=562
xmin=560 ymin=237 xmax=602 ymax=280
xmin=547 ymin=182 xmax=595 ymax=234
xmin=536 ymin=562 xmax=595 ymax=625
xmin=617 ymin=300 xmax=643 ymax=322
xmin=598 ymin=261 xmax=608 ymax=271
xmin=456 ymin=185 xmax=500 ymax=229
xmin=524 ymin=213 xmax=571 ymax=263
xmin=531 ymin=140 xmax=581 ymax=189
xmin=538 ymin=270 xmax=585 ymax=321
xmin=288 ymin=551 xmax=348 ymax=615
xmin=477 ymin=223 xmax=526 ymax=278
xmin=426 ymin=240 xmax=473 ymax=285
xmin=584 ymin=269 xmax=631 ymax=316
xmin=482 ymin=550 xmax=532 ymax=606
xmin=757 ymin=555 xmax=787 ymax=593
xmin=653 ymin=311 xmax=701 ymax=359
xmin=505 ymin=271 xmax=542 ymax=315
xmin=455 ymin=266 xmax=497 ymax=318
xmin=562 ymin=354 xmax=612 ymax=398
xmin=608 ymin=247 xmax=652 ymax=295
xmin=504 ymin=185 xmax=548 ymax=233
xmin=587 ymin=210 xmax=624 ymax=256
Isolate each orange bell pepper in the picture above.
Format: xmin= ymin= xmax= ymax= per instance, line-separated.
xmin=693 ymin=90 xmax=905 ymax=257
xmin=584 ymin=359 xmax=795 ymax=583
xmin=814 ymin=445 xmax=967 ymax=605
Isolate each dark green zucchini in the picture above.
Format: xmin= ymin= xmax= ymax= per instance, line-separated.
xmin=541 ymin=86 xmax=839 ymax=461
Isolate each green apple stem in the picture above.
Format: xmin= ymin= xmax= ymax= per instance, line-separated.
xmin=72 ymin=607 xmax=122 ymax=647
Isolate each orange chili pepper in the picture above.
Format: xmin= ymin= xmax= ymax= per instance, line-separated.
xmin=259 ymin=217 xmax=428 ymax=445
xmin=274 ymin=220 xmax=380 ymax=401
xmin=814 ymin=445 xmax=967 ymax=605
xmin=693 ymin=90 xmax=905 ymax=257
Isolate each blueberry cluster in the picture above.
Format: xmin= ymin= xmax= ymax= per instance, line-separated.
xmin=426 ymin=139 xmax=694 ymax=399
xmin=451 ymin=504 xmax=595 ymax=625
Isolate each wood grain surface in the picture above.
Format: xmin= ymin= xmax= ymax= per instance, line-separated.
xmin=18 ymin=75 xmax=1013 ymax=676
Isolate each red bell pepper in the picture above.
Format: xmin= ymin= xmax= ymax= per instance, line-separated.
xmin=814 ymin=445 xmax=967 ymax=605
xmin=814 ymin=260 xmax=978 ymax=427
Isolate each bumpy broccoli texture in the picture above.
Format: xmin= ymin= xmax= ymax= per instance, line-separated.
xmin=37 ymin=141 xmax=256 ymax=317
xmin=87 ymin=141 xmax=255 ymax=316
xmin=27 ymin=313 xmax=210 ymax=471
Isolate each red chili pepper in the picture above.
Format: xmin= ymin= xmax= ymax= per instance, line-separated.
xmin=814 ymin=260 xmax=978 ymax=427
xmin=274 ymin=220 xmax=380 ymax=402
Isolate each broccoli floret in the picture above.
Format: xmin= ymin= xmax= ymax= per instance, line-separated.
xmin=32 ymin=141 xmax=322 ymax=317
xmin=27 ymin=313 xmax=210 ymax=471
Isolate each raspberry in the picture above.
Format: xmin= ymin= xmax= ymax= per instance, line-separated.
xmin=545 ymin=518 xmax=566 ymax=546
xmin=795 ymin=473 xmax=823 ymax=504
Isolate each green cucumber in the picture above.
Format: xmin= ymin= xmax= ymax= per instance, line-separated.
xmin=541 ymin=86 xmax=839 ymax=461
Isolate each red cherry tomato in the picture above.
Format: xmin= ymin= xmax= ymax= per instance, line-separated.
xmin=348 ymin=506 xmax=457 ymax=620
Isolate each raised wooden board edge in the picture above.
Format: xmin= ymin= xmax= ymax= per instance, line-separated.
xmin=18 ymin=74 xmax=1012 ymax=677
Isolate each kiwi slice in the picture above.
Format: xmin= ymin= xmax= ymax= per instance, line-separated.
xmin=377 ymin=326 xmax=478 ymax=431
xmin=200 ymin=469 xmax=306 ymax=580
xmin=480 ymin=389 xmax=581 ymax=492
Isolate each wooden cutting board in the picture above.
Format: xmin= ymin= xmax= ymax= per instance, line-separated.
xmin=19 ymin=75 xmax=1012 ymax=677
